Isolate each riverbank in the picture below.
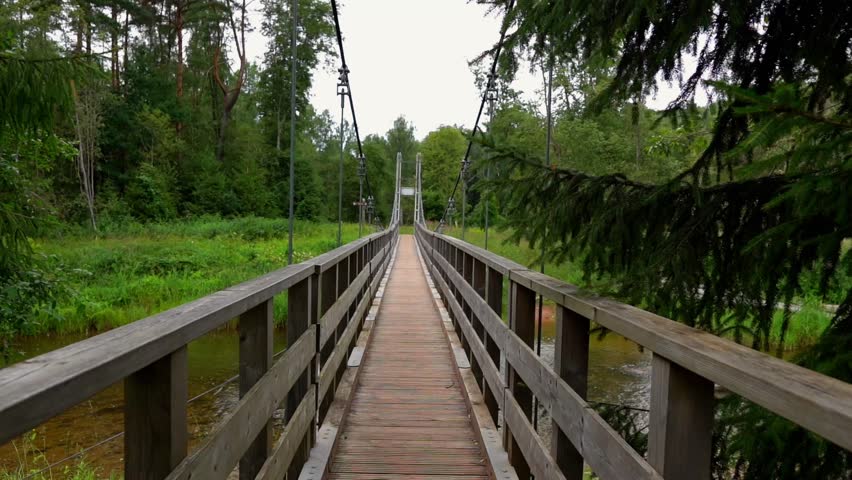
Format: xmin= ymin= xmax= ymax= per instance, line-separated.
xmin=6 ymin=218 xmax=362 ymax=358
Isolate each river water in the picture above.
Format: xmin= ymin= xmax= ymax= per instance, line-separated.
xmin=532 ymin=305 xmax=651 ymax=446
xmin=0 ymin=329 xmax=287 ymax=477
xmin=1 ymin=307 xmax=651 ymax=478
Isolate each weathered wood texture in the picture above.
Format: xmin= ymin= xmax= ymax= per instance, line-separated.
xmin=239 ymin=299 xmax=273 ymax=479
xmin=648 ymin=354 xmax=715 ymax=480
xmin=125 ymin=347 xmax=188 ymax=480
xmin=416 ymin=223 xmax=852 ymax=460
xmin=327 ymin=236 xmax=492 ymax=479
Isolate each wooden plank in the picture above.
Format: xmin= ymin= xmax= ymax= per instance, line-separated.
xmin=502 ymin=393 xmax=566 ymax=480
xmin=506 ymin=280 xmax=536 ymax=479
xmin=0 ymin=262 xmax=313 ymax=444
xmin=501 ymin=316 xmax=660 ymax=480
xmin=319 ymin=289 xmax=371 ymax=402
xmin=420 ymin=227 xmax=525 ymax=275
xmin=552 ymin=305 xmax=589 ymax=480
xmin=594 ymin=300 xmax=852 ymax=452
xmin=328 ymin=236 xmax=492 ymax=479
xmin=313 ymin=237 xmax=371 ymax=273
xmin=648 ymin=354 xmax=715 ymax=479
xmin=288 ymin=275 xmax=316 ymax=479
xmin=256 ymin=385 xmax=317 ymax=480
xmin=319 ymin=265 xmax=370 ymax=346
xmin=164 ymin=329 xmax=315 ymax=480
xmin=430 ymin=264 xmax=504 ymax=409
xmin=125 ymin=347 xmax=187 ymax=480
xmin=239 ymin=299 xmax=273 ymax=478
xmin=484 ymin=265 xmax=504 ymax=425
xmin=431 ymin=252 xmax=508 ymax=352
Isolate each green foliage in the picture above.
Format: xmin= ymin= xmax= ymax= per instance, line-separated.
xmin=31 ymin=218 xmax=362 ymax=335
xmin=420 ymin=126 xmax=467 ymax=205
xmin=476 ymin=1 xmax=851 ymax=477
xmin=125 ymin=162 xmax=180 ymax=220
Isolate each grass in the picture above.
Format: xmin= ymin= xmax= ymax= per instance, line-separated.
xmin=445 ymin=225 xmax=833 ymax=352
xmin=0 ymin=432 xmax=116 ymax=480
xmin=29 ymin=217 xmax=367 ymax=335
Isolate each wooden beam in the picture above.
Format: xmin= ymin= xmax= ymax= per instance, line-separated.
xmin=318 ymin=266 xmax=370 ymax=346
xmin=0 ymin=263 xmax=312 ymax=444
xmin=431 ymin=259 xmax=505 ymax=409
xmin=125 ymin=347 xmax=187 ymax=480
xmin=470 ymin=258 xmax=487 ymax=399
xmin=552 ymin=306 xmax=588 ymax=480
xmin=288 ymin=275 xmax=316 ymax=479
xmin=165 ymin=330 xmax=315 ymax=480
xmin=649 ymin=354 xmax=715 ymax=480
xmin=503 ymin=392 xmax=567 ymax=480
xmin=256 ymin=386 xmax=317 ymax=480
xmin=505 ymin=280 xmax=536 ymax=479
xmin=485 ymin=265 xmax=504 ymax=425
xmin=239 ymin=299 xmax=273 ymax=478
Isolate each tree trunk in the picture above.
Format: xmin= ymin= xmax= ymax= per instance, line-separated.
xmin=176 ymin=3 xmax=184 ymax=135
xmin=216 ymin=109 xmax=230 ymax=163
xmin=276 ymin=107 xmax=282 ymax=152
xmin=111 ymin=7 xmax=119 ymax=91
xmin=70 ymin=80 xmax=99 ymax=232
xmin=123 ymin=11 xmax=129 ymax=95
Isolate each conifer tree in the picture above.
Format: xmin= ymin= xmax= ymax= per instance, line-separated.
xmin=479 ymin=0 xmax=851 ymax=476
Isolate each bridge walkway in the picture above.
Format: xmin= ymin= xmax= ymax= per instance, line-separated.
xmin=326 ymin=235 xmax=492 ymax=479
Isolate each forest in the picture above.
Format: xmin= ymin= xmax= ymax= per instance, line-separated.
xmin=1 ymin=0 xmax=851 ymax=478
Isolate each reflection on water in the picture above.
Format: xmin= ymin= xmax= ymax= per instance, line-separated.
xmin=0 ymin=329 xmax=287 ymax=477
xmin=533 ymin=305 xmax=651 ymax=445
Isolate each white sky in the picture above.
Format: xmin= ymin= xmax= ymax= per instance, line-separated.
xmin=245 ymin=0 xmax=689 ymax=139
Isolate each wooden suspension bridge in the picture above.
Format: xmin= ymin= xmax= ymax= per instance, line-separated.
xmin=1 ymin=155 xmax=851 ymax=480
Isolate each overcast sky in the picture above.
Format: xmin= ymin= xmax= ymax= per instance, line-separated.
xmin=246 ymin=0 xmax=688 ymax=139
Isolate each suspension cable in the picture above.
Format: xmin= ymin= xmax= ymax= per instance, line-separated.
xmin=330 ymin=0 xmax=385 ymax=229
xmin=436 ymin=0 xmax=515 ymax=231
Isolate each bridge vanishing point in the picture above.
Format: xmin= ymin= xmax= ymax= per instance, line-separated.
xmin=1 ymin=155 xmax=851 ymax=480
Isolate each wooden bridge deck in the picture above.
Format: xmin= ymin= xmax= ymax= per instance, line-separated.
xmin=327 ymin=235 xmax=491 ymax=479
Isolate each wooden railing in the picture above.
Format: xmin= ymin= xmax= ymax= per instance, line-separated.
xmin=0 ymin=225 xmax=398 ymax=480
xmin=415 ymin=223 xmax=852 ymax=480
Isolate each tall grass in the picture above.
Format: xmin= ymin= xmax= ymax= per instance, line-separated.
xmin=30 ymin=217 xmax=366 ymax=335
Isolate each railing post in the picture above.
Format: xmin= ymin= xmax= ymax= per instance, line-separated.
xmin=124 ymin=347 xmax=187 ymax=480
xmin=648 ymin=354 xmax=715 ymax=479
xmin=239 ymin=299 xmax=273 ymax=478
xmin=459 ymin=252 xmax=473 ymax=355
xmin=484 ymin=266 xmax=503 ymax=425
xmin=551 ymin=306 xmax=589 ymax=479
xmin=318 ymin=263 xmax=338 ymax=423
xmin=287 ymin=274 xmax=317 ymax=479
xmin=504 ymin=279 xmax=535 ymax=479
xmin=470 ymin=258 xmax=487 ymax=398
xmin=453 ymin=247 xmax=465 ymax=339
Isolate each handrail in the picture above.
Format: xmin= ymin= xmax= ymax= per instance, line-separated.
xmin=414 ymin=222 xmax=852 ymax=479
xmin=0 ymin=211 xmax=399 ymax=480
